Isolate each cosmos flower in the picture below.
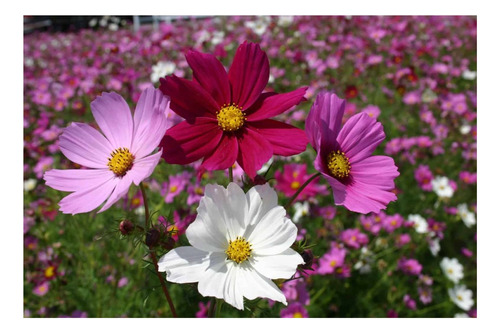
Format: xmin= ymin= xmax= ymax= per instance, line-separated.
xmin=44 ymin=87 xmax=171 ymax=214
xmin=280 ymin=302 xmax=309 ymax=318
xmin=448 ymin=285 xmax=474 ymax=311
xmin=159 ymin=41 xmax=308 ymax=178
xmin=157 ymin=182 xmax=304 ymax=310
xmin=440 ymin=257 xmax=464 ymax=284
xmin=305 ymin=92 xmax=399 ymax=214
xmin=431 ymin=176 xmax=454 ymax=198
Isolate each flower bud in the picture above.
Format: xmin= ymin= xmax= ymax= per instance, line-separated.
xmin=119 ymin=220 xmax=134 ymax=235
xmin=146 ymin=228 xmax=161 ymax=248
xmin=299 ymin=249 xmax=314 ymax=270
xmin=252 ymin=175 xmax=268 ymax=185
xmin=161 ymin=237 xmax=176 ymax=251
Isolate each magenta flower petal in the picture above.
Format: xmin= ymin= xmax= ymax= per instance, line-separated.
xmin=236 ymin=127 xmax=273 ymax=179
xmin=185 ymin=50 xmax=231 ymax=106
xmin=246 ymin=87 xmax=308 ymax=122
xmin=58 ymin=177 xmax=119 ymax=214
xmin=131 ymin=86 xmax=171 ymax=159
xmin=228 ymin=42 xmax=270 ymax=110
xmin=90 ymin=92 xmax=134 ymax=149
xmin=336 ymin=112 xmax=385 ymax=164
xmin=161 ymin=118 xmax=222 ymax=165
xmin=248 ymin=120 xmax=308 ymax=156
xmin=159 ymin=75 xmax=219 ymax=121
xmin=59 ymin=122 xmax=113 ymax=168
xmin=44 ymin=169 xmax=114 ymax=192
xmin=201 ymin=134 xmax=239 ymax=172
xmin=305 ymin=92 xmax=345 ymax=150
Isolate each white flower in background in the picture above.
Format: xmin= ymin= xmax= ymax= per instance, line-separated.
xmin=257 ymin=157 xmax=274 ymax=175
xmin=457 ymin=204 xmax=476 ymax=228
xmin=353 ymin=247 xmax=373 ymax=274
xmin=421 ymin=89 xmax=438 ymax=103
xmin=24 ymin=179 xmax=37 ymax=192
xmin=245 ymin=16 xmax=271 ymax=36
xmin=454 ymin=313 xmax=469 ymax=318
xmin=158 ymin=183 xmax=304 ymax=310
xmin=448 ymin=285 xmax=474 ymax=311
xmin=277 ymin=16 xmax=294 ymax=27
xmin=460 ymin=123 xmax=472 ymax=135
xmin=429 ymin=238 xmax=440 ymax=256
xmin=150 ymin=61 xmax=176 ymax=83
xmin=440 ymin=257 xmax=464 ymax=284
xmin=211 ymin=31 xmax=225 ymax=45
xmin=408 ymin=214 xmax=428 ymax=234
xmin=292 ymin=201 xmax=310 ymax=223
xmin=462 ymin=70 xmax=477 ymax=80
xmin=431 ymin=176 xmax=454 ymax=198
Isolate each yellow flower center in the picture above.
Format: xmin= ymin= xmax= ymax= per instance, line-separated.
xmin=226 ymin=236 xmax=252 ymax=264
xmin=291 ymin=181 xmax=300 ymax=190
xmin=44 ymin=266 xmax=55 ymax=278
xmin=217 ymin=104 xmax=246 ymax=132
xmin=108 ymin=148 xmax=134 ymax=177
xmin=330 ymin=260 xmax=337 ymax=267
xmin=326 ymin=150 xmax=351 ymax=179
xmin=170 ymin=185 xmax=178 ymax=193
xmin=293 ymin=312 xmax=303 ymax=318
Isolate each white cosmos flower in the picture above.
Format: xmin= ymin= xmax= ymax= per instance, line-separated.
xmin=457 ymin=203 xmax=476 ymax=228
xmin=431 ymin=176 xmax=454 ymax=198
xmin=408 ymin=214 xmax=428 ymax=234
xmin=448 ymin=285 xmax=474 ymax=311
xmin=292 ymin=201 xmax=310 ymax=223
xmin=440 ymin=257 xmax=464 ymax=284
xmin=157 ymin=182 xmax=304 ymax=310
xmin=150 ymin=61 xmax=176 ymax=83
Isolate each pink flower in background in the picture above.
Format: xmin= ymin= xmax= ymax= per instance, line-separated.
xmin=340 ymin=228 xmax=369 ymax=249
xmin=317 ymin=245 xmax=347 ymax=275
xmin=275 ymin=163 xmax=327 ymax=201
xmin=305 ymin=92 xmax=399 ymax=214
xmin=397 ymin=258 xmax=423 ymax=276
xmin=414 ymin=165 xmax=433 ymax=191
xmin=395 ymin=233 xmax=411 ymax=248
xmin=162 ymin=172 xmax=190 ymax=203
xmin=280 ymin=302 xmax=309 ymax=318
xmin=44 ymin=87 xmax=171 ymax=214
xmin=361 ymin=105 xmax=381 ymax=118
xmin=159 ymin=41 xmax=308 ymax=178
xmin=33 ymin=281 xmax=50 ymax=296
xmin=382 ymin=213 xmax=404 ymax=233
xmin=403 ymin=294 xmax=417 ymax=310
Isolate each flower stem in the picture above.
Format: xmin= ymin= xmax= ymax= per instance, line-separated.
xmin=139 ymin=183 xmax=178 ymax=318
xmin=284 ymin=172 xmax=321 ymax=210
xmin=228 ymin=166 xmax=233 ymax=183
xmin=215 ymin=298 xmax=223 ymax=318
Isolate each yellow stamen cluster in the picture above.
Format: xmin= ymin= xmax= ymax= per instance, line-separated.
xmin=226 ymin=236 xmax=252 ymax=264
xmin=326 ymin=150 xmax=351 ymax=179
xmin=108 ymin=148 xmax=134 ymax=177
xmin=216 ymin=103 xmax=246 ymax=132
xmin=291 ymin=181 xmax=300 ymax=190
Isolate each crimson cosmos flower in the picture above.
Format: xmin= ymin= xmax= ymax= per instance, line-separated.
xmin=159 ymin=41 xmax=308 ymax=178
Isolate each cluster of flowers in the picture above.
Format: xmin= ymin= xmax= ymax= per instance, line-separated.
xmin=24 ymin=15 xmax=476 ymax=317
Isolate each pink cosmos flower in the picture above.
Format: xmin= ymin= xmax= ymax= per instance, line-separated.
xmin=44 ymin=87 xmax=171 ymax=214
xmin=397 ymin=258 xmax=423 ymax=276
xmin=159 ymin=41 xmax=308 ymax=178
xmin=280 ymin=302 xmax=309 ymax=318
xmin=340 ymin=228 xmax=369 ymax=249
xmin=317 ymin=245 xmax=347 ymax=275
xmin=275 ymin=163 xmax=327 ymax=201
xmin=305 ymin=92 xmax=399 ymax=214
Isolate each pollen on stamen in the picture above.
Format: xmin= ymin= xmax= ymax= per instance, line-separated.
xmin=226 ymin=236 xmax=252 ymax=264
xmin=216 ymin=103 xmax=246 ymax=132
xmin=108 ymin=148 xmax=134 ymax=177
xmin=326 ymin=150 xmax=351 ymax=179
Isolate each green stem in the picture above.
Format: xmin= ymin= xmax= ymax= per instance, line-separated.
xmin=215 ymin=298 xmax=223 ymax=318
xmin=284 ymin=172 xmax=321 ymax=210
xmin=139 ymin=182 xmax=178 ymax=318
xmin=228 ymin=166 xmax=233 ymax=183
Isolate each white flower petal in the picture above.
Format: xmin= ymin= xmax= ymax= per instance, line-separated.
xmin=186 ymin=197 xmax=229 ymax=252
xmin=238 ymin=261 xmax=287 ymax=306
xmin=250 ymin=248 xmax=304 ymax=279
xmin=247 ymin=208 xmax=298 ymax=255
xmin=157 ymin=246 xmax=211 ymax=284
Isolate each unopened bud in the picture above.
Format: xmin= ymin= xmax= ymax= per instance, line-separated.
xmin=253 ymin=175 xmax=267 ymax=185
xmin=299 ymin=249 xmax=314 ymax=270
xmin=119 ymin=220 xmax=134 ymax=235
xmin=146 ymin=228 xmax=161 ymax=248
xmin=161 ymin=237 xmax=176 ymax=251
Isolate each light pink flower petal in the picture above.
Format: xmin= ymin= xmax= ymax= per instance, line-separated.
xmin=59 ymin=122 xmax=113 ymax=168
xmin=336 ymin=112 xmax=385 ymax=164
xmin=236 ymin=127 xmax=273 ymax=179
xmin=131 ymin=86 xmax=171 ymax=158
xmin=90 ymin=92 xmax=134 ymax=149
xmin=98 ymin=173 xmax=134 ymax=213
xmin=200 ymin=134 xmax=238 ymax=172
xmin=246 ymin=87 xmax=307 ymax=121
xmin=228 ymin=42 xmax=270 ymax=110
xmin=44 ymin=169 xmax=114 ymax=192
xmin=161 ymin=118 xmax=222 ymax=165
xmin=306 ymin=92 xmax=345 ymax=150
xmin=185 ymin=50 xmax=231 ymax=106
xmin=247 ymin=120 xmax=308 ymax=156
xmin=57 ymin=176 xmax=119 ymax=214
xmin=128 ymin=150 xmax=163 ymax=186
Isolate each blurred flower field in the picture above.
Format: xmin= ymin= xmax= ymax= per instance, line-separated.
xmin=23 ymin=15 xmax=477 ymax=318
